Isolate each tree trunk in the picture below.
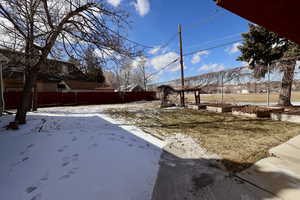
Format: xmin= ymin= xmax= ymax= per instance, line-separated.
xmin=0 ymin=64 xmax=4 ymax=116
xmin=32 ymin=83 xmax=38 ymax=111
xmin=15 ymin=72 xmax=37 ymax=124
xmin=143 ymin=78 xmax=147 ymax=91
xmin=278 ymin=65 xmax=295 ymax=106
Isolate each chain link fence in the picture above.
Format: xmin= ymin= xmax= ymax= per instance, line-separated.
xmin=149 ymin=62 xmax=300 ymax=106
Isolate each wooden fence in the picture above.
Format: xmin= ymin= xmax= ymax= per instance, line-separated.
xmin=4 ymin=91 xmax=157 ymax=109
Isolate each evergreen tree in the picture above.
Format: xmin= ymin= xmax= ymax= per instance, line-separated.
xmin=237 ymin=24 xmax=300 ymax=106
xmin=83 ymin=46 xmax=106 ymax=84
xmin=238 ymin=24 xmax=288 ymax=78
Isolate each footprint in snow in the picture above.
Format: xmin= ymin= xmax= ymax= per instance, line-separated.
xmin=26 ymin=186 xmax=38 ymax=194
xmin=40 ymin=175 xmax=48 ymax=181
xmin=59 ymin=167 xmax=79 ymax=180
xmin=20 ymin=144 xmax=35 ymax=155
xmin=30 ymin=193 xmax=42 ymax=200
xmin=72 ymin=136 xmax=77 ymax=142
xmin=72 ymin=153 xmax=79 ymax=157
xmin=10 ymin=157 xmax=29 ymax=170
xmin=68 ymin=169 xmax=77 ymax=175
xmin=22 ymin=157 xmax=30 ymax=162
xmin=61 ymin=153 xmax=79 ymax=167
xmin=59 ymin=174 xmax=71 ymax=180
xmin=131 ymin=138 xmax=137 ymax=142
xmin=72 ymin=154 xmax=79 ymax=161
xmin=57 ymin=149 xmax=64 ymax=153
xmin=62 ymin=161 xmax=70 ymax=167
xmin=57 ymin=145 xmax=68 ymax=153
xmin=88 ymin=143 xmax=98 ymax=150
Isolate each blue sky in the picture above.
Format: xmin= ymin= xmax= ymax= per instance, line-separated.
xmin=107 ymin=0 xmax=251 ymax=83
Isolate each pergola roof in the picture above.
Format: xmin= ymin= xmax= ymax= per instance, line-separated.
xmin=215 ymin=0 xmax=300 ymax=45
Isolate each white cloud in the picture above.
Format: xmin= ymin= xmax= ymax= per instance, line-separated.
xmin=149 ymin=74 xmax=160 ymax=81
xmin=198 ymin=63 xmax=225 ymax=72
xmin=131 ymin=56 xmax=147 ymax=69
xmin=169 ymin=65 xmax=181 ymax=72
xmin=226 ymin=42 xmax=241 ymax=54
xmin=133 ymin=0 xmax=150 ymax=16
xmin=161 ymin=47 xmax=169 ymax=54
xmin=191 ymin=50 xmax=209 ymax=64
xmin=148 ymin=46 xmax=161 ymax=55
xmin=150 ymin=52 xmax=180 ymax=72
xmin=107 ymin=0 xmax=122 ymax=7
xmin=94 ymin=49 xmax=122 ymax=60
xmin=240 ymin=61 xmax=249 ymax=66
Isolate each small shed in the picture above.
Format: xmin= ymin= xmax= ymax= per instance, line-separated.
xmin=157 ymin=85 xmax=176 ymax=108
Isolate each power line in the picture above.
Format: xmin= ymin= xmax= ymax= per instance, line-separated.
xmin=106 ymin=27 xmax=154 ymax=49
xmin=186 ymin=9 xmax=225 ymax=30
xmin=185 ymin=32 xmax=243 ymax=50
xmin=147 ymin=58 xmax=180 ymax=78
xmin=102 ymin=9 xmax=224 ymax=51
xmin=108 ymin=28 xmax=178 ymax=52
xmin=183 ymin=39 xmax=243 ymax=57
xmin=159 ymin=33 xmax=178 ymax=50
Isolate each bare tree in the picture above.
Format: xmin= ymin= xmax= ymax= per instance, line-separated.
xmin=119 ymin=58 xmax=132 ymax=91
xmin=0 ymin=0 xmax=138 ymax=124
xmin=133 ymin=56 xmax=148 ymax=90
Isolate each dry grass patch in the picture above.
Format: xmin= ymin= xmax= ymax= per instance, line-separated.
xmin=106 ymin=104 xmax=300 ymax=171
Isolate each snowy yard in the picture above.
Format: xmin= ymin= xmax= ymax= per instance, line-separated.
xmin=0 ymin=105 xmax=164 ymax=200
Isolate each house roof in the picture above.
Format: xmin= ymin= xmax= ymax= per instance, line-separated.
xmin=64 ymin=80 xmax=110 ymax=90
xmin=215 ymin=0 xmax=300 ymax=45
xmin=1 ymin=48 xmax=88 ymax=82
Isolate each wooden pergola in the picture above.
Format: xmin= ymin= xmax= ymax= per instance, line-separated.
xmin=157 ymin=85 xmax=205 ymax=107
xmin=174 ymin=86 xmax=204 ymax=105
xmin=215 ymin=0 xmax=300 ymax=45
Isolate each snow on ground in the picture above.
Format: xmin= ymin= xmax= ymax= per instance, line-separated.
xmin=0 ymin=105 xmax=164 ymax=200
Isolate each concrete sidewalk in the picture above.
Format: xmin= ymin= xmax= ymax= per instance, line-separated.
xmin=239 ymin=135 xmax=300 ymax=200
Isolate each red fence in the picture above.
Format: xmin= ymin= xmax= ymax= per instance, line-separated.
xmin=4 ymin=91 xmax=157 ymax=109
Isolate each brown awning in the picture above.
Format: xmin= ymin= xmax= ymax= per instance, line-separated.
xmin=215 ymin=0 xmax=300 ymax=45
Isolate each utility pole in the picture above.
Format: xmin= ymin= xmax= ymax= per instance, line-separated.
xmin=179 ymin=24 xmax=185 ymax=107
